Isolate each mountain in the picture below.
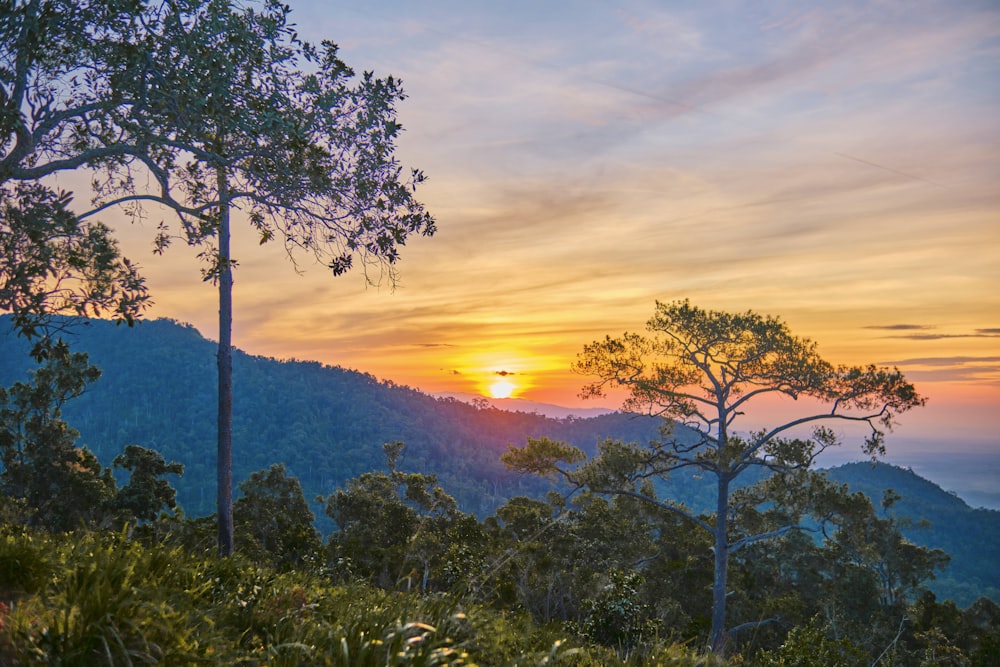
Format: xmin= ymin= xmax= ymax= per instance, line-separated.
xmin=0 ymin=317 xmax=669 ymax=521
xmin=2 ymin=316 xmax=997 ymax=606
xmin=433 ymin=392 xmax=615 ymax=419
xmin=825 ymin=462 xmax=1000 ymax=607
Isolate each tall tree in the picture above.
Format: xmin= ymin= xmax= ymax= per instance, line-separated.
xmin=503 ymin=299 xmax=924 ymax=654
xmin=87 ymin=0 xmax=435 ymax=555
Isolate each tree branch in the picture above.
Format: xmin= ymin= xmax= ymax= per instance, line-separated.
xmin=728 ymin=523 xmax=817 ymax=554
xmin=591 ymin=486 xmax=714 ymax=534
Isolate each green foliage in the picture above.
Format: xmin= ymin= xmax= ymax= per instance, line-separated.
xmin=754 ymin=621 xmax=866 ymax=666
xmin=502 ymin=437 xmax=585 ymax=480
xmin=0 ymin=184 xmax=148 ymax=352
xmin=0 ymin=527 xmax=733 ymax=666
xmin=323 ymin=443 xmax=465 ymax=591
xmin=4 ymin=531 xmax=215 ymax=665
xmin=0 ymin=345 xmax=116 ymax=531
xmin=572 ymin=569 xmax=660 ymax=653
xmin=112 ymin=444 xmax=184 ymax=523
xmin=2 ymin=0 xmax=156 ymax=347
xmin=0 ymin=346 xmax=187 ymax=535
xmin=234 ymin=463 xmax=321 ymax=570
xmin=1 ymin=456 xmax=989 ymax=666
xmin=0 ymin=528 xmax=55 ymax=598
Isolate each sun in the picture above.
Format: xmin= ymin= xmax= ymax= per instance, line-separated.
xmin=488 ymin=379 xmax=516 ymax=399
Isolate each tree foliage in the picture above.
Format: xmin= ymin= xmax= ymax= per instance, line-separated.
xmin=507 ymin=300 xmax=925 ymax=654
xmin=323 ymin=442 xmax=464 ymax=591
xmin=112 ymin=444 xmax=184 ymax=523
xmin=233 ymin=462 xmax=320 ymax=570
xmin=1 ymin=0 xmax=156 ymax=347
xmin=0 ymin=345 xmax=189 ymax=533
xmin=0 ymin=342 xmax=114 ymax=530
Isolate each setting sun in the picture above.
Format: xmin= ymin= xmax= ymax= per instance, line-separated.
xmin=488 ymin=379 xmax=516 ymax=399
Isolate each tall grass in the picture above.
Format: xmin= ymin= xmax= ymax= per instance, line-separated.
xmin=4 ymin=530 xmax=215 ymax=665
xmin=0 ymin=529 xmax=725 ymax=666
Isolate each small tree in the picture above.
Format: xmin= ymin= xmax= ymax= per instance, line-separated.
xmin=112 ymin=444 xmax=184 ymax=523
xmin=234 ymin=463 xmax=321 ymax=569
xmin=503 ymin=300 xmax=924 ymax=654
xmin=0 ymin=342 xmax=116 ymax=530
xmin=324 ymin=442 xmax=460 ymax=590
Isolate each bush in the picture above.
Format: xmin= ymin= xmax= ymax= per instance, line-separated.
xmin=0 ymin=528 xmax=55 ymax=598
xmin=4 ymin=530 xmax=217 ymax=665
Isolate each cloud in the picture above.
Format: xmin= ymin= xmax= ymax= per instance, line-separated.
xmin=865 ymin=324 xmax=936 ymax=331
xmin=863 ymin=325 xmax=1000 ymax=340
xmin=834 ymin=153 xmax=949 ymax=189
xmin=882 ymin=356 xmax=1000 ymax=367
xmin=877 ymin=355 xmax=1000 ymax=384
xmin=894 ymin=332 xmax=1000 ymax=341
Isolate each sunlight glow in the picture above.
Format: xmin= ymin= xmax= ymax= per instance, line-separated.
xmin=488 ymin=379 xmax=516 ymax=399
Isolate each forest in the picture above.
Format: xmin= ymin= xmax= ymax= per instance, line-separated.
xmin=2 ymin=0 xmax=998 ymax=664
xmin=2 ymin=316 xmax=999 ymax=665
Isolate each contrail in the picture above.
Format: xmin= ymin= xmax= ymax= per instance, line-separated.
xmin=834 ymin=152 xmax=948 ymax=189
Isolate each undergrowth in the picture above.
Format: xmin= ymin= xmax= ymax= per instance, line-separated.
xmin=0 ymin=528 xmax=725 ymax=665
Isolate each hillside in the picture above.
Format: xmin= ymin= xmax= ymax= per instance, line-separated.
xmin=0 ymin=317 xmax=673 ymax=519
xmin=2 ymin=317 xmax=997 ymax=606
xmin=826 ymin=462 xmax=1000 ymax=607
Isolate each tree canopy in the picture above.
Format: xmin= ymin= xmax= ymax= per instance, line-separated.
xmin=505 ymin=299 xmax=926 ymax=654
xmin=1 ymin=0 xmax=158 ymax=347
xmin=80 ymin=0 xmax=436 ymax=556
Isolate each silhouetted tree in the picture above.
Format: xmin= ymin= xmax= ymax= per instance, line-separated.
xmin=504 ymin=300 xmax=924 ymax=654
xmin=86 ymin=0 xmax=435 ymax=555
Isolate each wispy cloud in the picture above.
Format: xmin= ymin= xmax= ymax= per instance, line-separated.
xmin=106 ymin=0 xmax=1000 ymax=442
xmin=863 ymin=325 xmax=1000 ymax=340
xmin=865 ymin=324 xmax=936 ymax=331
xmin=891 ymin=332 xmax=1000 ymax=341
xmin=883 ymin=356 xmax=1000 ymax=367
xmin=877 ymin=355 xmax=1000 ymax=383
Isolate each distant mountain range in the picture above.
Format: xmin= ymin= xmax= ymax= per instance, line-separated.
xmin=433 ymin=392 xmax=615 ymax=419
xmin=1 ymin=316 xmax=997 ymax=606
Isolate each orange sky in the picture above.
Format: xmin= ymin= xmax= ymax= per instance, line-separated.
xmin=53 ymin=1 xmax=999 ymax=452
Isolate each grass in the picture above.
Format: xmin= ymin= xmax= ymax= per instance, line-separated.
xmin=0 ymin=528 xmax=725 ymax=666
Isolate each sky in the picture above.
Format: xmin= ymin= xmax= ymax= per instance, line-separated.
xmin=79 ymin=0 xmax=999 ymax=455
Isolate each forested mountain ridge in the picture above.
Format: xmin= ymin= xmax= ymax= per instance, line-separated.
xmin=0 ymin=316 xmax=671 ymax=519
xmin=825 ymin=462 xmax=1000 ymax=607
xmin=2 ymin=316 xmax=997 ymax=606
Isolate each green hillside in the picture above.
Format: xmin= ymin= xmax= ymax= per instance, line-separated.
xmin=3 ymin=316 xmax=997 ymax=607
xmin=826 ymin=462 xmax=1000 ymax=606
xmin=0 ymin=317 xmax=673 ymax=520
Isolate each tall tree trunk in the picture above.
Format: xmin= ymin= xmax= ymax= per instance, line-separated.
xmin=710 ymin=474 xmax=730 ymax=654
xmin=216 ymin=164 xmax=234 ymax=557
